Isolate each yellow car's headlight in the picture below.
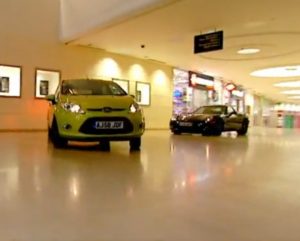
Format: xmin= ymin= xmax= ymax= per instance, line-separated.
xmin=61 ymin=102 xmax=85 ymax=114
xmin=129 ymin=102 xmax=141 ymax=113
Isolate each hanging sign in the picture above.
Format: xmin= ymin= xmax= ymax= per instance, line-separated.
xmin=194 ymin=31 xmax=223 ymax=54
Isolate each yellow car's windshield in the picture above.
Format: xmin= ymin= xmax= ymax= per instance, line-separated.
xmin=61 ymin=79 xmax=127 ymax=96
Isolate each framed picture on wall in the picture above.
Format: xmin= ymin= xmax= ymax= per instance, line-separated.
xmin=112 ymin=78 xmax=129 ymax=94
xmin=0 ymin=64 xmax=22 ymax=97
xmin=39 ymin=80 xmax=49 ymax=96
xmin=0 ymin=77 xmax=10 ymax=93
xmin=136 ymin=81 xmax=151 ymax=106
xmin=35 ymin=68 xmax=60 ymax=98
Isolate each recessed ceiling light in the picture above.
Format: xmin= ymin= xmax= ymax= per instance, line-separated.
xmin=251 ymin=65 xmax=300 ymax=77
xmin=288 ymin=96 xmax=300 ymax=99
xmin=285 ymin=67 xmax=298 ymax=71
xmin=274 ymin=80 xmax=300 ymax=88
xmin=281 ymin=90 xmax=300 ymax=95
xmin=237 ymin=48 xmax=260 ymax=55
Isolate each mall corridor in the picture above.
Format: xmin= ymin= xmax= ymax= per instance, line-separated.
xmin=0 ymin=128 xmax=300 ymax=241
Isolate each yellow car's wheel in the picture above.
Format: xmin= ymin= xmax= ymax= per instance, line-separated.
xmin=49 ymin=118 xmax=68 ymax=148
xmin=129 ymin=137 xmax=141 ymax=151
xmin=99 ymin=140 xmax=110 ymax=151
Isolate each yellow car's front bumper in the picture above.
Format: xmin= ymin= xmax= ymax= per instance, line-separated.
xmin=55 ymin=109 xmax=145 ymax=141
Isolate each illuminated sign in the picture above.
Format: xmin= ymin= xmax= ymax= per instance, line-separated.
xmin=225 ymin=83 xmax=236 ymax=91
xmin=188 ymin=71 xmax=214 ymax=89
xmin=232 ymin=90 xmax=244 ymax=98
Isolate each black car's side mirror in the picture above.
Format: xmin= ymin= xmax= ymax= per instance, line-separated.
xmin=46 ymin=94 xmax=56 ymax=104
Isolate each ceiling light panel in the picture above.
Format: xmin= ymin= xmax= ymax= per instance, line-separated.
xmin=251 ymin=65 xmax=300 ymax=77
xmin=274 ymin=80 xmax=300 ymax=88
xmin=281 ymin=90 xmax=300 ymax=95
xmin=237 ymin=48 xmax=260 ymax=55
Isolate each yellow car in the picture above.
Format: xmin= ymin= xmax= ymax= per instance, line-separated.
xmin=47 ymin=79 xmax=145 ymax=151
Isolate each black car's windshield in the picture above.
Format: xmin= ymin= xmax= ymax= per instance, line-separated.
xmin=193 ymin=106 xmax=226 ymax=115
xmin=61 ymin=79 xmax=127 ymax=96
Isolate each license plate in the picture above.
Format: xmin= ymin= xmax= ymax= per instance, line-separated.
xmin=94 ymin=121 xmax=124 ymax=129
xmin=179 ymin=122 xmax=192 ymax=127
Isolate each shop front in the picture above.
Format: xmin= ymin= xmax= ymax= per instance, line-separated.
xmin=224 ymin=83 xmax=246 ymax=113
xmin=172 ymin=69 xmax=193 ymax=115
xmin=172 ymin=69 xmax=218 ymax=114
xmin=273 ymin=103 xmax=300 ymax=128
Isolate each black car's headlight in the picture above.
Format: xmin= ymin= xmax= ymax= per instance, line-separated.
xmin=129 ymin=102 xmax=141 ymax=113
xmin=171 ymin=115 xmax=178 ymax=121
xmin=205 ymin=116 xmax=217 ymax=124
xmin=61 ymin=102 xmax=85 ymax=114
xmin=205 ymin=117 xmax=212 ymax=123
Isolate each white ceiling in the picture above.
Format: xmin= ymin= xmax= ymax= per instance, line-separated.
xmin=60 ymin=0 xmax=177 ymax=41
xmin=69 ymin=0 xmax=300 ymax=103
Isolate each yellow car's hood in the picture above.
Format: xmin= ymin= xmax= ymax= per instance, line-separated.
xmin=60 ymin=95 xmax=134 ymax=109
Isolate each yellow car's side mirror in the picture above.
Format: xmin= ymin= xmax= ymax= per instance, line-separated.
xmin=46 ymin=94 xmax=56 ymax=104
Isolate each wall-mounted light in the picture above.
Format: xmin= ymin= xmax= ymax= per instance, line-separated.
xmin=97 ymin=58 xmax=121 ymax=78
xmin=129 ymin=64 xmax=145 ymax=81
xmin=153 ymin=70 xmax=167 ymax=86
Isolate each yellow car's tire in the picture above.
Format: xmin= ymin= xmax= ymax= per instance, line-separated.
xmin=99 ymin=140 xmax=110 ymax=151
xmin=49 ymin=118 xmax=68 ymax=148
xmin=130 ymin=137 xmax=141 ymax=151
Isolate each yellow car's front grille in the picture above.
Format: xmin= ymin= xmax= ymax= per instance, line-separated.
xmin=86 ymin=107 xmax=126 ymax=112
xmin=79 ymin=117 xmax=133 ymax=135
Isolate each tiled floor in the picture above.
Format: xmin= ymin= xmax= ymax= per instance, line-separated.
xmin=1 ymin=128 xmax=300 ymax=241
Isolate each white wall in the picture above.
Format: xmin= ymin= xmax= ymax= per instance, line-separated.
xmin=0 ymin=0 xmax=173 ymax=130
xmin=245 ymin=93 xmax=255 ymax=126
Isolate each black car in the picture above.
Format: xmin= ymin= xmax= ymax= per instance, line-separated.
xmin=170 ymin=105 xmax=249 ymax=136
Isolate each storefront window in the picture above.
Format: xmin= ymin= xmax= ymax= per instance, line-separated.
xmin=223 ymin=83 xmax=245 ymax=113
xmin=173 ymin=69 xmax=217 ymax=114
xmin=173 ymin=69 xmax=193 ymax=114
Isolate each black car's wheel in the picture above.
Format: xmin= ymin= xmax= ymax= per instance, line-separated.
xmin=212 ymin=128 xmax=222 ymax=136
xmin=212 ymin=121 xmax=224 ymax=136
xmin=48 ymin=118 xmax=68 ymax=148
xmin=172 ymin=130 xmax=181 ymax=135
xmin=237 ymin=120 xmax=249 ymax=136
xmin=130 ymin=137 xmax=141 ymax=151
xmin=203 ymin=121 xmax=223 ymax=137
xmin=202 ymin=126 xmax=212 ymax=136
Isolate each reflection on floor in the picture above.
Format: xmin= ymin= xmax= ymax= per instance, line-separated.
xmin=1 ymin=127 xmax=300 ymax=241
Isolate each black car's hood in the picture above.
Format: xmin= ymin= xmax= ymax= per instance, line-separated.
xmin=177 ymin=114 xmax=216 ymax=122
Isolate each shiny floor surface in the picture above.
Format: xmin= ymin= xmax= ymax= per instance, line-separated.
xmin=1 ymin=128 xmax=300 ymax=241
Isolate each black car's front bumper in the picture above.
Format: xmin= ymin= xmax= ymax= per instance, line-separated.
xmin=169 ymin=120 xmax=207 ymax=133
